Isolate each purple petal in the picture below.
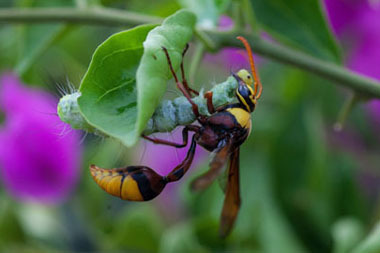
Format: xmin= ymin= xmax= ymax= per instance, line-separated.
xmin=218 ymin=15 xmax=234 ymax=31
xmin=324 ymin=0 xmax=380 ymax=128
xmin=0 ymin=73 xmax=81 ymax=204
xmin=137 ymin=128 xmax=206 ymax=176
xmin=135 ymin=128 xmax=207 ymax=213
xmin=323 ymin=0 xmax=366 ymax=36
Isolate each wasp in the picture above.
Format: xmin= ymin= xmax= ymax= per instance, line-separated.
xmin=90 ymin=36 xmax=263 ymax=237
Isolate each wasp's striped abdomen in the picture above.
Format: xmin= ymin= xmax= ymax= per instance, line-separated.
xmin=90 ymin=165 xmax=167 ymax=201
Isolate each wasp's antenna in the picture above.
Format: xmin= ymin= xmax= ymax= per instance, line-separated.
xmin=236 ymin=36 xmax=262 ymax=99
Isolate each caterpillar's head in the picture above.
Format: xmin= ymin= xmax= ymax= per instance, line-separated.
xmin=232 ymin=36 xmax=262 ymax=113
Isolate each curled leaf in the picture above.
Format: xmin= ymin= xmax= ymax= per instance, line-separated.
xmin=76 ymin=10 xmax=196 ymax=147
xmin=77 ymin=24 xmax=156 ymax=147
xmin=135 ymin=9 xmax=196 ymax=141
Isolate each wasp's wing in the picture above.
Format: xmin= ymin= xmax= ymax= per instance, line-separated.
xmin=220 ymin=148 xmax=241 ymax=238
xmin=190 ymin=139 xmax=232 ymax=191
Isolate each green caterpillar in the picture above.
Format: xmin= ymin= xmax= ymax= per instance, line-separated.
xmin=57 ymin=75 xmax=238 ymax=137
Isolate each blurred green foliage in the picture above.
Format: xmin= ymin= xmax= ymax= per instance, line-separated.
xmin=1 ymin=0 xmax=380 ymax=252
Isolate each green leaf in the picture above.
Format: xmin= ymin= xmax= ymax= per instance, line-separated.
xmin=135 ymin=9 xmax=196 ymax=138
xmin=250 ymin=0 xmax=341 ymax=62
xmin=332 ymin=218 xmax=364 ymax=253
xmin=0 ymin=199 xmax=25 ymax=248
xmin=178 ymin=0 xmax=229 ymax=28
xmin=15 ymin=24 xmax=68 ymax=76
xmin=78 ymin=24 xmax=157 ymax=146
xmin=77 ymin=10 xmax=195 ymax=147
xmin=159 ymin=223 xmax=207 ymax=253
xmin=112 ymin=205 xmax=164 ymax=252
xmin=352 ymin=221 xmax=380 ymax=253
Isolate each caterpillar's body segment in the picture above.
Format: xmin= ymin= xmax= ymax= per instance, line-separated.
xmin=57 ymin=76 xmax=238 ymax=136
xmin=90 ymin=165 xmax=167 ymax=201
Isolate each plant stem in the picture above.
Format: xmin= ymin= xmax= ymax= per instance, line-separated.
xmin=16 ymin=25 xmax=73 ymax=76
xmin=211 ymin=31 xmax=380 ymax=98
xmin=334 ymin=92 xmax=357 ymax=131
xmin=189 ymin=41 xmax=205 ymax=85
xmin=1 ymin=8 xmax=380 ymax=98
xmin=0 ymin=7 xmax=163 ymax=26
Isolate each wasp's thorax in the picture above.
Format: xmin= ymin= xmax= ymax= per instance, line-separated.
xmin=233 ymin=69 xmax=256 ymax=113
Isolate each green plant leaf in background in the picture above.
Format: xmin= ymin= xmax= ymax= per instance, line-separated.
xmin=250 ymin=0 xmax=341 ymax=62
xmin=77 ymin=24 xmax=156 ymax=147
xmin=332 ymin=218 xmax=365 ymax=253
xmin=135 ymin=9 xmax=196 ymax=138
xmin=178 ymin=0 xmax=229 ymax=28
xmin=352 ymin=221 xmax=380 ymax=253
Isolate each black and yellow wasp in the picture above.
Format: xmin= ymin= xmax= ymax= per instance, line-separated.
xmin=90 ymin=36 xmax=263 ymax=237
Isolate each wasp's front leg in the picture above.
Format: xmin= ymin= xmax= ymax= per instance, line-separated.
xmin=180 ymin=43 xmax=199 ymax=97
xmin=162 ymin=46 xmax=203 ymax=122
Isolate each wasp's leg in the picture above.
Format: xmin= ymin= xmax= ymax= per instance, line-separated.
xmin=142 ymin=125 xmax=199 ymax=148
xmin=165 ymin=134 xmax=197 ymax=182
xmin=90 ymin=132 xmax=198 ymax=201
xmin=90 ymin=165 xmax=167 ymax=201
xmin=180 ymin=43 xmax=199 ymax=96
xmin=191 ymin=138 xmax=232 ymax=191
xmin=204 ymin=91 xmax=215 ymax=114
xmin=162 ymin=47 xmax=202 ymax=120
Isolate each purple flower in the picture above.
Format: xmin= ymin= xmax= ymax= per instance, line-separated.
xmin=0 ymin=73 xmax=81 ymax=204
xmin=323 ymin=0 xmax=380 ymax=128
xmin=204 ymin=16 xmax=253 ymax=73
xmin=205 ymin=15 xmax=264 ymax=76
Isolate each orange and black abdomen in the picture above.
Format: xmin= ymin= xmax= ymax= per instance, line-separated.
xmin=90 ymin=165 xmax=167 ymax=201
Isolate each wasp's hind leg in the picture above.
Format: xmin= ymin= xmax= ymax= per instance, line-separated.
xmin=91 ymin=130 xmax=198 ymax=201
xmin=180 ymin=43 xmax=199 ymax=96
xmin=142 ymin=125 xmax=199 ymax=148
xmin=165 ymin=134 xmax=197 ymax=182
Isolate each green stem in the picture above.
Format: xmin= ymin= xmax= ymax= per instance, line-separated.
xmin=194 ymin=29 xmax=217 ymax=52
xmin=0 ymin=7 xmax=163 ymax=26
xmin=334 ymin=92 xmax=358 ymax=131
xmin=189 ymin=41 xmax=205 ymax=85
xmin=1 ymin=8 xmax=380 ymax=98
xmin=231 ymin=1 xmax=244 ymax=30
xmin=211 ymin=31 xmax=380 ymax=98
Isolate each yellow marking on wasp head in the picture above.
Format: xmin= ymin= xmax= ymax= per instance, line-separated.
xmin=121 ymin=175 xmax=144 ymax=201
xmin=247 ymin=85 xmax=257 ymax=105
xmin=237 ymin=69 xmax=253 ymax=86
xmin=226 ymin=107 xmax=251 ymax=131
xmin=236 ymin=90 xmax=251 ymax=112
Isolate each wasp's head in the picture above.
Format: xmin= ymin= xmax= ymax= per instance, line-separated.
xmin=232 ymin=36 xmax=262 ymax=113
xmin=233 ymin=70 xmax=256 ymax=112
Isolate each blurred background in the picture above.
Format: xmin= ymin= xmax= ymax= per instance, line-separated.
xmin=1 ymin=0 xmax=380 ymax=252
